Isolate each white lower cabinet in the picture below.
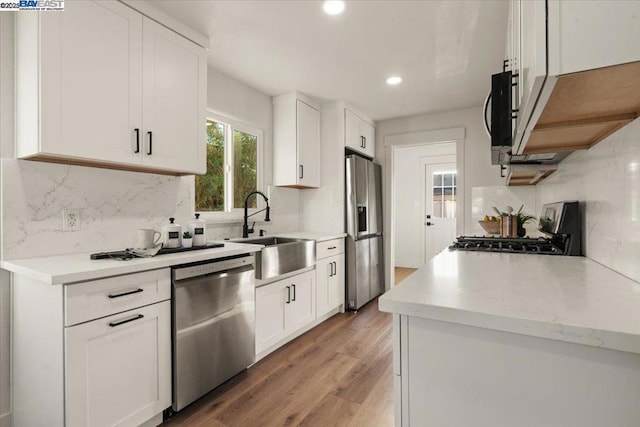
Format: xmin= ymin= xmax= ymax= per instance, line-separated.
xmin=65 ymin=301 xmax=171 ymax=427
xmin=316 ymin=254 xmax=344 ymax=317
xmin=12 ymin=269 xmax=171 ymax=427
xmin=255 ymin=270 xmax=316 ymax=355
xmin=316 ymin=238 xmax=345 ymax=318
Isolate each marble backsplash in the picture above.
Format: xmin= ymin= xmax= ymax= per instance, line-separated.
xmin=1 ymin=159 xmax=300 ymax=260
xmin=536 ymin=117 xmax=640 ymax=283
xmin=471 ymin=185 xmax=538 ymax=236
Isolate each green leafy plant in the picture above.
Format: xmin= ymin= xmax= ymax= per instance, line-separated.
xmin=516 ymin=213 xmax=536 ymax=228
xmin=183 ymin=231 xmax=192 ymax=239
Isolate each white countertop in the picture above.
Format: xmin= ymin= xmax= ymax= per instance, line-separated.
xmin=379 ymin=250 xmax=640 ymax=354
xmin=1 ymin=242 xmax=263 ymax=285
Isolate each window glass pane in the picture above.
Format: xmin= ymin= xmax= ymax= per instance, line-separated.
xmin=433 ymin=201 xmax=443 ymax=218
xmin=233 ymin=129 xmax=258 ymax=209
xmin=195 ymin=120 xmax=225 ymax=211
xmin=433 ymin=187 xmax=443 ymax=196
xmin=443 ymin=173 xmax=453 ymax=187
xmin=433 ymin=173 xmax=442 ymax=186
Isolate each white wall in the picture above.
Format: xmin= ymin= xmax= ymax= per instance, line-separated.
xmin=376 ymin=106 xmax=503 ymax=285
xmin=536 ymin=117 xmax=640 ymax=283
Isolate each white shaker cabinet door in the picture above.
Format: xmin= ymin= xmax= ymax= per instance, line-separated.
xmin=360 ymin=119 xmax=375 ymax=158
xmin=329 ymin=255 xmax=345 ymax=310
xmin=141 ymin=18 xmax=207 ymax=174
xmin=315 ymin=257 xmax=332 ymax=317
xmin=286 ymin=270 xmax=316 ymax=335
xmin=296 ymin=100 xmax=321 ymax=187
xmin=35 ymin=0 xmax=143 ymax=163
xmin=255 ymin=279 xmax=288 ymax=355
xmin=65 ymin=301 xmax=171 ymax=427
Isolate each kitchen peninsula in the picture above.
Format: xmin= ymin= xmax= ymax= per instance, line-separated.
xmin=379 ymin=250 xmax=640 ymax=427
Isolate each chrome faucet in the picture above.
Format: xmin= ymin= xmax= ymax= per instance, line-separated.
xmin=242 ymin=191 xmax=270 ymax=238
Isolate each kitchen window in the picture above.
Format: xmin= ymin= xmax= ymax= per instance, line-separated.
xmin=195 ymin=114 xmax=263 ymax=217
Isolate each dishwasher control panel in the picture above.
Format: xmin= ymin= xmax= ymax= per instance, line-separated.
xmin=172 ymin=254 xmax=254 ymax=281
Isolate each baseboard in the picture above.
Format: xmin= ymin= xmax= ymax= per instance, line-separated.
xmin=0 ymin=411 xmax=11 ymax=427
xmin=254 ymin=306 xmax=341 ymax=363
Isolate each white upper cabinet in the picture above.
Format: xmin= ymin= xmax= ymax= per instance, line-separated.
xmin=345 ymin=108 xmax=375 ymax=158
xmin=273 ymin=92 xmax=320 ymax=188
xmin=141 ymin=18 xmax=206 ymax=173
xmin=15 ymin=0 xmax=207 ymax=175
xmin=508 ymin=0 xmax=640 ymax=157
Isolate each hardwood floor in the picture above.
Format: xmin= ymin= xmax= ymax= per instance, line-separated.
xmin=394 ymin=267 xmax=417 ymax=285
xmin=163 ymin=298 xmax=394 ymax=427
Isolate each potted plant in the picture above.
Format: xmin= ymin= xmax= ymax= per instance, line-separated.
xmin=182 ymin=231 xmax=193 ymax=248
xmin=515 ymin=213 xmax=536 ymax=237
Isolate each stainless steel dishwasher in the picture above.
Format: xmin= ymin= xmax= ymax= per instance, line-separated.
xmin=171 ymin=254 xmax=255 ymax=412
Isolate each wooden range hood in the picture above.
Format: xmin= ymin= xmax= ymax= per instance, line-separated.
xmin=523 ymin=61 xmax=640 ymax=155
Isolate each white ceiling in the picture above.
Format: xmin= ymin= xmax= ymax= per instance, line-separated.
xmin=151 ymin=0 xmax=509 ymax=121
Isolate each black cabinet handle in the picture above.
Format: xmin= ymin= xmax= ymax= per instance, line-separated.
xmin=328 ymin=246 xmax=337 ymax=250
xmin=360 ymin=136 xmax=365 ymax=148
xmin=334 ymin=262 xmax=337 ymax=276
xmin=147 ymin=131 xmax=153 ymax=155
xmin=329 ymin=262 xmax=334 ymax=277
xmin=291 ymin=284 xmax=296 ymax=301
xmin=363 ymin=136 xmax=366 ymax=148
xmin=286 ymin=286 xmax=291 ymax=304
xmin=109 ymin=314 xmax=144 ymax=327
xmin=108 ymin=288 xmax=143 ymax=299
xmin=299 ymin=165 xmax=304 ymax=179
xmin=134 ymin=128 xmax=140 ymax=153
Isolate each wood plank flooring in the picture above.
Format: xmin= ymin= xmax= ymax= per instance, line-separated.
xmin=394 ymin=267 xmax=417 ymax=285
xmin=163 ymin=298 xmax=394 ymax=427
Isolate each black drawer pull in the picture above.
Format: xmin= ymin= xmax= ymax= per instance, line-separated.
xmin=134 ymin=128 xmax=140 ymax=153
xmin=286 ymin=286 xmax=291 ymax=304
xmin=109 ymin=314 xmax=144 ymax=327
xmin=327 ymin=246 xmax=337 ymax=250
xmin=147 ymin=131 xmax=153 ymax=155
xmin=108 ymin=288 xmax=143 ymax=299
xmin=291 ymin=284 xmax=296 ymax=301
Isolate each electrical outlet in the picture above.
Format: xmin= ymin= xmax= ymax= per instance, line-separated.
xmin=62 ymin=209 xmax=81 ymax=231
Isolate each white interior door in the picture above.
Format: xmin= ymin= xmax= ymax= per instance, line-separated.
xmin=422 ymin=158 xmax=457 ymax=263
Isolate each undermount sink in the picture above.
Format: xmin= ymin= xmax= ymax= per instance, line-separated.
xmin=236 ymin=236 xmax=316 ymax=279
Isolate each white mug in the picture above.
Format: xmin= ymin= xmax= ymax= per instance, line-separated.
xmin=135 ymin=229 xmax=161 ymax=249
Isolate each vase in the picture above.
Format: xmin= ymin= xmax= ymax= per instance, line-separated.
xmin=517 ymin=227 xmax=526 ymax=238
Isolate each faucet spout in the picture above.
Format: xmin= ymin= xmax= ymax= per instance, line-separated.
xmin=242 ymin=191 xmax=270 ymax=238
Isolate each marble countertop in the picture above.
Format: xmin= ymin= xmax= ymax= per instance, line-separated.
xmin=379 ymin=250 xmax=640 ymax=354
xmin=1 ymin=241 xmax=264 ymax=285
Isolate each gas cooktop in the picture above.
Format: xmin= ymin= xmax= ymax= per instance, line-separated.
xmin=449 ymin=236 xmax=562 ymax=255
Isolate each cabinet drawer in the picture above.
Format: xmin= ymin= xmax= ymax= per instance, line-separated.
xmin=316 ymin=238 xmax=344 ymax=259
xmin=65 ymin=268 xmax=171 ymax=326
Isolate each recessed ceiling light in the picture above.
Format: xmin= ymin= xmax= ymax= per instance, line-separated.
xmin=386 ymin=76 xmax=403 ymax=85
xmin=323 ymin=0 xmax=345 ymax=15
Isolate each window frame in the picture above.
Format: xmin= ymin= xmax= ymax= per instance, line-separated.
xmin=197 ymin=111 xmax=264 ymax=222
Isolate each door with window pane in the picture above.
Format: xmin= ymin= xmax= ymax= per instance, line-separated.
xmin=423 ymin=160 xmax=457 ymax=263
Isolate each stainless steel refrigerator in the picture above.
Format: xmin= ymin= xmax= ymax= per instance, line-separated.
xmin=345 ymin=154 xmax=384 ymax=311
